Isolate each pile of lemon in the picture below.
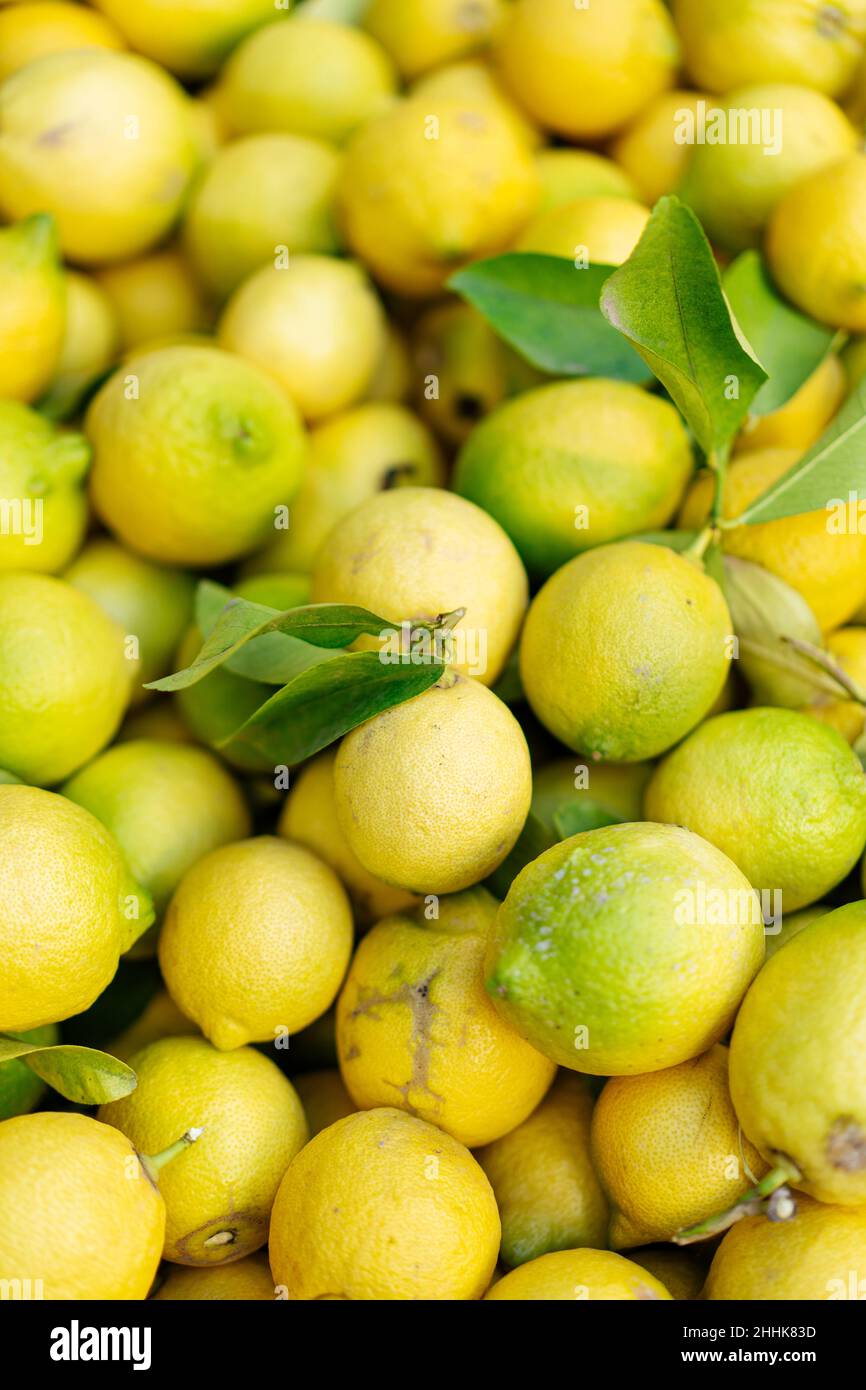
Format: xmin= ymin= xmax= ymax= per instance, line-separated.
xmin=2 ymin=0 xmax=866 ymax=1304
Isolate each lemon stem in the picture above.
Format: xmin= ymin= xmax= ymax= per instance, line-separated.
xmin=140 ymin=1127 xmax=203 ymax=1182
xmin=673 ymin=1159 xmax=801 ymax=1245
xmin=684 ymin=524 xmax=716 ymax=564
xmin=782 ymin=636 xmax=866 ymax=707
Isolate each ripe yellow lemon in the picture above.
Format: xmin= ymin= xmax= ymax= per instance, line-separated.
xmin=95 ymin=248 xmax=210 ymax=352
xmin=520 ymin=542 xmax=732 ymax=762
xmin=486 ymin=821 xmax=764 ymax=1074
xmin=40 ymin=269 xmax=118 ymax=419
xmin=485 ymin=1248 xmax=672 ymax=1301
xmin=99 ymin=1035 xmax=307 ymax=1265
xmin=91 ymin=0 xmax=284 ymax=79
xmin=0 ymin=785 xmax=153 ymax=1030
xmin=516 ymin=195 xmax=650 ymax=264
xmin=803 ymin=625 xmax=866 ymax=743
xmin=153 ymin=1252 xmax=276 ymax=1300
xmin=364 ymin=0 xmax=505 ymax=78
xmin=476 ymin=1073 xmax=609 ymax=1267
xmin=704 ymin=1196 xmax=866 ymax=1300
xmin=87 ymin=345 xmax=306 ymax=567
xmin=535 ymin=148 xmax=640 ymax=209
xmin=0 ymin=2 xmax=123 ymax=82
xmin=336 ymin=887 xmax=555 ymax=1146
xmin=0 ymin=213 xmax=64 ymax=402
xmin=159 ymin=836 xmax=354 ymax=1050
xmin=311 ymin=486 xmax=527 ymax=686
xmin=736 ymin=353 xmax=846 ymax=454
xmin=611 ymin=91 xmax=706 ymax=207
xmin=269 ymin=1106 xmax=500 ymax=1300
xmin=0 ymin=401 xmax=89 ymax=574
xmin=0 ymin=573 xmax=131 ymax=785
xmin=334 ymin=674 xmax=532 ymax=894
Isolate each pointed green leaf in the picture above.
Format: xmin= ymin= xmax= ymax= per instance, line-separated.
xmin=0 ymin=1036 xmax=136 ymax=1105
xmin=632 ymin=529 xmax=698 ymax=551
xmin=195 ymin=581 xmax=341 ymax=685
xmin=600 ymin=197 xmax=767 ymax=455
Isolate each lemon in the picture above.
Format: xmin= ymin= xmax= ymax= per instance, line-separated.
xmin=679 ymin=448 xmax=866 ymax=630
xmin=0 ymin=1112 xmax=169 ymax=1300
xmin=269 ymin=1106 xmax=500 ymax=1300
xmin=704 ymin=1197 xmax=866 ymax=1300
xmin=486 ymin=821 xmax=764 ymax=1074
xmin=63 ymin=740 xmax=251 ymax=919
xmin=293 ymin=1068 xmax=355 ymax=1139
xmin=495 ymin=0 xmax=679 ymax=141
xmin=842 ymin=332 xmax=866 ymax=393
xmin=766 ymin=152 xmax=866 ymax=332
xmin=65 ymin=539 xmax=195 ymax=699
xmin=217 ymin=15 xmax=397 ymax=143
xmin=802 ymin=625 xmax=866 ymax=743
xmin=336 ymin=888 xmax=555 ymax=1146
xmin=411 ymin=57 xmax=541 ymax=150
xmin=591 ymin=1045 xmax=766 ymax=1248
xmin=629 ymin=1247 xmax=706 ymax=1301
xmin=765 ymin=903 xmax=830 ymax=960
xmin=95 ymin=248 xmax=210 ymax=352
xmin=0 ymin=50 xmax=199 ymax=264
xmin=0 ymin=1023 xmax=59 ymax=1120
xmin=311 ymin=487 xmax=527 ymax=686
xmin=520 ymin=542 xmax=732 ymax=762
xmin=366 ymin=323 xmax=411 ymax=404
xmin=680 ymin=84 xmax=857 ymax=253
xmin=455 ymin=381 xmax=693 ymax=580
xmin=364 ymin=0 xmax=503 ymax=78
xmin=91 ymin=0 xmax=284 ymax=79
xmin=334 ymin=674 xmax=532 ymax=894
xmin=0 ymin=2 xmax=123 ymax=81
xmin=338 ymin=89 xmax=539 ymax=297
xmin=219 ymin=255 xmax=385 ymax=422
xmin=476 ymin=1073 xmax=608 ymax=1267
xmin=611 ymin=91 xmax=705 ymax=207
xmin=0 ymin=573 xmax=131 ymax=785
xmin=245 ymin=402 xmax=444 ymax=576
xmin=730 ymin=902 xmax=866 ymax=1205
xmin=110 ymin=989 xmax=198 ymax=1064
xmin=39 ymin=270 xmax=119 ymax=420
xmin=0 ymin=785 xmax=152 ymax=1030
xmin=0 ymin=401 xmax=89 ymax=574
xmin=645 ymin=708 xmax=866 ymax=913
xmin=531 ymin=758 xmax=654 ymax=834
xmin=159 ymin=836 xmax=353 ymax=1051
xmin=736 ymin=353 xmax=846 ymax=454
xmin=485 ymin=1248 xmax=672 ymax=1301
xmin=99 ymin=1035 xmax=307 ymax=1265
xmin=184 ymin=134 xmax=342 ymax=301
xmin=516 ymin=195 xmax=650 ymax=264
xmin=87 ymin=345 xmax=306 ymax=567
xmin=0 ymin=213 xmax=65 ymax=402
xmin=535 ymin=149 xmax=640 ymax=210
xmin=153 ymin=1252 xmax=276 ymax=1300
xmin=672 ymin=0 xmax=866 ymax=97
xmin=278 ymin=748 xmax=419 ymax=924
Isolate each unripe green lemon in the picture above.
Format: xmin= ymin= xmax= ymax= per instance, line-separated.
xmin=0 ymin=400 xmax=89 ymax=574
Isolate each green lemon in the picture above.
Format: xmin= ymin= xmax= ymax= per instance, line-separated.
xmin=0 ymin=399 xmax=89 ymax=574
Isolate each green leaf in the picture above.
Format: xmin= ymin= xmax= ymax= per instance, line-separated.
xmin=632 ymin=529 xmax=698 ymax=551
xmin=723 ymin=252 xmax=835 ymax=417
xmin=222 ymin=650 xmax=445 ymax=766
xmin=723 ymin=556 xmax=835 ymax=707
xmin=448 ymin=254 xmax=653 ymax=382
xmin=195 ymin=581 xmax=340 ymax=685
xmin=733 ymin=377 xmax=866 ymax=526
xmin=600 ymin=197 xmax=767 ymax=456
xmin=484 ymin=811 xmax=556 ymax=900
xmin=0 ymin=1036 xmax=136 ymax=1105
xmin=552 ymin=800 xmax=624 ymax=839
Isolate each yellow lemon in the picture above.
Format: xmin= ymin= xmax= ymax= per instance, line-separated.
xmin=0 ymin=1112 xmax=168 ymax=1300
xmin=495 ymin=0 xmax=679 ymax=141
xmin=217 ymin=15 xmax=397 ymax=143
xmin=278 ymin=748 xmax=419 ymax=925
xmin=672 ymin=0 xmax=866 ymax=97
xmin=455 ymin=381 xmax=693 ymax=580
xmin=336 ymin=888 xmax=555 ymax=1146
xmin=411 ymin=57 xmax=541 ymax=150
xmin=184 ymin=133 xmax=342 ymax=300
xmin=95 ymin=248 xmax=210 ymax=352
xmin=766 ymin=152 xmax=866 ymax=332
xmin=364 ymin=0 xmax=505 ymax=78
xmin=679 ymin=447 xmax=866 ymax=630
xmin=153 ymin=1252 xmax=276 ymax=1300
xmin=531 ymin=758 xmax=654 ymax=834
xmin=338 ymin=89 xmax=539 ymax=297
xmin=485 ymin=1248 xmax=673 ymax=1301
xmin=476 ymin=1073 xmax=608 ymax=1267
xmin=486 ymin=821 xmax=764 ymax=1074
xmin=159 ymin=836 xmax=354 ymax=1050
xmin=0 ymin=401 xmax=89 ymax=575
xmin=39 ymin=270 xmax=119 ymax=420
xmin=100 ymin=1035 xmax=307 ymax=1265
xmin=520 ymin=542 xmax=732 ymax=761
xmin=802 ymin=625 xmax=866 ymax=744
xmin=591 ymin=1045 xmax=767 ymax=1248
xmin=0 ymin=785 xmax=152 ymax=1030
xmin=311 ymin=486 xmax=527 ymax=686
xmin=0 ymin=50 xmax=199 ymax=263
xmin=730 ymin=902 xmax=866 ymax=1206
xmin=87 ymin=345 xmax=306 ymax=567
xmin=269 ymin=1107 xmax=500 ymax=1300
xmin=645 ymin=708 xmax=866 ymax=913
xmin=334 ymin=674 xmax=532 ymax=894
xmin=516 ymin=195 xmax=650 ymax=264
xmin=0 ymin=573 xmax=131 ymax=785
xmin=736 ymin=353 xmax=846 ymax=454
xmin=366 ymin=322 xmax=412 ymax=404
xmin=0 ymin=213 xmax=64 ymax=402
xmin=611 ymin=91 xmax=706 ymax=207
xmin=535 ymin=148 xmax=640 ymax=210
xmin=219 ymin=255 xmax=385 ymax=422
xmin=91 ymin=0 xmax=285 ymax=79
xmin=704 ymin=1197 xmax=866 ymax=1300
xmin=292 ymin=1068 xmax=355 ymax=1139
xmin=629 ymin=1247 xmax=707 ymax=1301
xmin=765 ymin=903 xmax=830 ymax=961
xmin=0 ymin=2 xmax=123 ymax=82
